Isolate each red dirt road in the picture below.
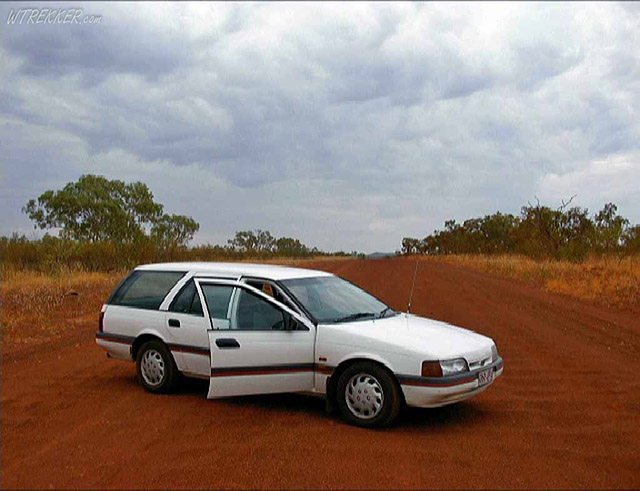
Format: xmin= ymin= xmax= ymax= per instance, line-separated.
xmin=2 ymin=259 xmax=639 ymax=489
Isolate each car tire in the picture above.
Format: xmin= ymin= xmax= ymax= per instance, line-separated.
xmin=136 ymin=340 xmax=178 ymax=394
xmin=335 ymin=361 xmax=401 ymax=428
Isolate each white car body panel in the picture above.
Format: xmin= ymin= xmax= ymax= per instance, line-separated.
xmin=206 ymin=328 xmax=315 ymax=397
xmin=195 ymin=278 xmax=317 ymax=398
xmin=319 ymin=314 xmax=494 ymax=361
xmin=96 ymin=262 xmax=503 ymax=410
xmin=163 ymin=311 xmax=210 ymax=376
xmin=95 ymin=338 xmax=131 ymax=361
xmin=136 ymin=261 xmax=332 ymax=280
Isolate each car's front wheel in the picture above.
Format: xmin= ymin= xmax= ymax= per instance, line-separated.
xmin=136 ymin=340 xmax=178 ymax=394
xmin=336 ymin=361 xmax=401 ymax=428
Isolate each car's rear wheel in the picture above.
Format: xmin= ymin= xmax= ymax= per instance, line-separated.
xmin=136 ymin=340 xmax=178 ymax=394
xmin=336 ymin=361 xmax=401 ymax=428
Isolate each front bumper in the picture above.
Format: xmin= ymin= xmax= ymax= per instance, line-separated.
xmin=399 ymin=356 xmax=504 ymax=408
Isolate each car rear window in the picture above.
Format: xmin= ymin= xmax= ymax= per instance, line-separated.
xmin=110 ymin=271 xmax=185 ymax=310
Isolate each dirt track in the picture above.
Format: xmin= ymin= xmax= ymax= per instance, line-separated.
xmin=2 ymin=259 xmax=639 ymax=489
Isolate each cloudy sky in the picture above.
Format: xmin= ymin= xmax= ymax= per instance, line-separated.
xmin=1 ymin=2 xmax=639 ymax=253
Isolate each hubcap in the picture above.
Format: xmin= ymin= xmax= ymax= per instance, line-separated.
xmin=345 ymin=373 xmax=384 ymax=420
xmin=140 ymin=349 xmax=165 ymax=387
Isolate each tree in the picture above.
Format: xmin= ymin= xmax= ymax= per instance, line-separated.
xmin=274 ymin=237 xmax=310 ymax=257
xmin=594 ymin=203 xmax=629 ymax=254
xmin=622 ymin=225 xmax=640 ymax=256
xmin=227 ymin=230 xmax=276 ymax=254
xmin=150 ymin=214 xmax=200 ymax=249
xmin=516 ymin=198 xmax=594 ymax=260
xmin=23 ymin=174 xmax=199 ymax=247
xmin=401 ymin=237 xmax=421 ymax=255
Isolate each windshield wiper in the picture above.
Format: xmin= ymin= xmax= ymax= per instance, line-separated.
xmin=333 ymin=312 xmax=376 ymax=323
xmin=378 ymin=307 xmax=394 ymax=319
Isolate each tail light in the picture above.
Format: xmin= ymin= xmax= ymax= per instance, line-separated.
xmin=421 ymin=360 xmax=443 ymax=378
xmin=98 ymin=311 xmax=105 ymax=332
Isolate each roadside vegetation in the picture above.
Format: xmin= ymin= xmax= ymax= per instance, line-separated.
xmin=0 ymin=231 xmax=359 ymax=274
xmin=402 ymin=199 xmax=639 ymax=261
xmin=420 ymin=254 xmax=640 ymax=310
xmin=1 ymin=270 xmax=123 ymax=350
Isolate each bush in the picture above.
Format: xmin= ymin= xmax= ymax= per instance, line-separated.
xmin=0 ymin=231 xmax=354 ymax=274
xmin=402 ymin=201 xmax=638 ymax=262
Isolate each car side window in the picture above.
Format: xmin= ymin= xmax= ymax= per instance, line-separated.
xmin=234 ymin=289 xmax=286 ymax=331
xmin=200 ymin=284 xmax=234 ymax=329
xmin=191 ymin=292 xmax=203 ymax=316
xmin=245 ymin=279 xmax=297 ymax=312
xmin=110 ymin=271 xmax=185 ymax=310
xmin=169 ymin=280 xmax=204 ymax=317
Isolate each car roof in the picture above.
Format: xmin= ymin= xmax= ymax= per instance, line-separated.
xmin=135 ymin=262 xmax=334 ymax=281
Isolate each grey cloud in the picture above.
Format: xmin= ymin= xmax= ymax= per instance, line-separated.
xmin=512 ymin=42 xmax=583 ymax=91
xmin=2 ymin=2 xmax=640 ymax=252
xmin=2 ymin=3 xmax=208 ymax=84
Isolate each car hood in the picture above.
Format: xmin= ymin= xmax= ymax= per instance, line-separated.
xmin=319 ymin=313 xmax=494 ymax=361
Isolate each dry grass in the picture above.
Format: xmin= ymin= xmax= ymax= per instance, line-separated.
xmin=422 ymin=254 xmax=640 ymax=310
xmin=1 ymin=270 xmax=124 ymax=349
xmin=232 ymin=256 xmax=351 ymax=266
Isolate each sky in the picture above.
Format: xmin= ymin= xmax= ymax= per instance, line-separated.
xmin=1 ymin=2 xmax=639 ymax=253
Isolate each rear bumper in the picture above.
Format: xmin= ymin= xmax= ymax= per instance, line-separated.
xmin=95 ymin=332 xmax=134 ymax=361
xmin=400 ymin=357 xmax=503 ymax=408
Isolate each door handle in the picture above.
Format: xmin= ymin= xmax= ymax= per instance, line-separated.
xmin=215 ymin=338 xmax=240 ymax=349
xmin=168 ymin=318 xmax=181 ymax=328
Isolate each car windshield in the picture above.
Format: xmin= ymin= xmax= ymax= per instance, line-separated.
xmin=281 ymin=276 xmax=396 ymax=324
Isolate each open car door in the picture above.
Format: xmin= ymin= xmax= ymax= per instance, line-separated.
xmin=195 ymin=279 xmax=316 ymax=399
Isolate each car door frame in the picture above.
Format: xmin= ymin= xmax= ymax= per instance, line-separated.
xmin=161 ymin=277 xmax=212 ymax=377
xmin=238 ymin=276 xmax=305 ymax=317
xmin=194 ymin=277 xmax=317 ymax=398
xmin=158 ymin=273 xmax=240 ymax=374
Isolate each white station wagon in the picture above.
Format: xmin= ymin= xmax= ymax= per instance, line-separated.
xmin=96 ymin=262 xmax=503 ymax=427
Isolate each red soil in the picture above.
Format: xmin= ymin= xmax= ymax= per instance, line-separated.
xmin=2 ymin=259 xmax=639 ymax=489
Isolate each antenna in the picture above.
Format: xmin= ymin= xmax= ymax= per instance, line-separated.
xmin=407 ymin=259 xmax=420 ymax=314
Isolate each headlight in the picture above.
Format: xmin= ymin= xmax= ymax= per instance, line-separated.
xmin=491 ymin=344 xmax=499 ymax=362
xmin=439 ymin=358 xmax=469 ymax=376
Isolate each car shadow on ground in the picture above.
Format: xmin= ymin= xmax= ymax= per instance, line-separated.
xmin=397 ymin=402 xmax=490 ymax=430
xmin=166 ymin=375 xmax=491 ymax=430
xmin=173 ymin=375 xmax=333 ymax=418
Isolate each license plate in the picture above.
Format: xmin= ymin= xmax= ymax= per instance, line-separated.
xmin=478 ymin=368 xmax=493 ymax=386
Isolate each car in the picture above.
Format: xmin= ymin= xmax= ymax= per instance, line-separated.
xmin=96 ymin=262 xmax=503 ymax=427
